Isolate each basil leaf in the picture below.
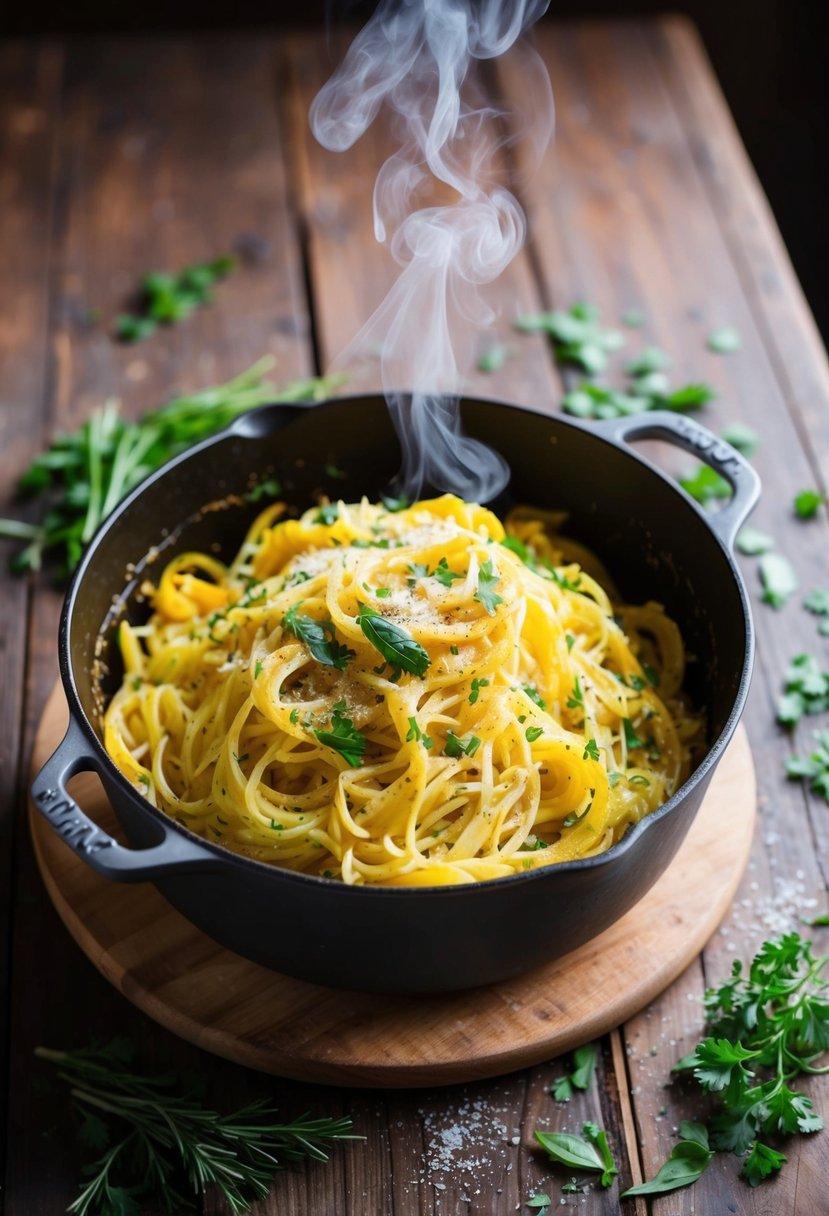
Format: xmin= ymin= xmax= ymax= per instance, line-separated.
xmin=759 ymin=553 xmax=799 ymax=608
xmin=534 ymin=1131 xmax=604 ymax=1173
xmin=570 ymin=1042 xmax=599 ymax=1091
xmin=620 ymin=1139 xmax=714 ymax=1197
xmin=357 ymin=605 xmax=430 ymax=677
xmin=283 ymin=605 xmax=354 ymax=670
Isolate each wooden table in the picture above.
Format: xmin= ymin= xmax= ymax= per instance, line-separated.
xmin=2 ymin=17 xmax=829 ymax=1214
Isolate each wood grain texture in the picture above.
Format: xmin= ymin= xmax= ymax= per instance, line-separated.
xmin=30 ymin=684 xmax=755 ymax=1088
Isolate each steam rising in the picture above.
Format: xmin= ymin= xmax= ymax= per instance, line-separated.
xmin=311 ymin=0 xmax=553 ymax=501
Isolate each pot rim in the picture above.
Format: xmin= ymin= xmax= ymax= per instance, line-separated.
xmin=55 ymin=393 xmax=757 ymax=895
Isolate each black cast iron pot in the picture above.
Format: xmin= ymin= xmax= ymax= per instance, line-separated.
xmin=32 ymin=398 xmax=759 ymax=993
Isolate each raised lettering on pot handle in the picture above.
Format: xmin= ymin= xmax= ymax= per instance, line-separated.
xmin=595 ymin=410 xmax=761 ymax=550
xmin=31 ymin=718 xmax=218 ymax=882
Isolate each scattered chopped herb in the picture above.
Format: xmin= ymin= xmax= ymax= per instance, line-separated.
xmin=623 ymin=718 xmax=647 ymax=751
xmin=804 ymin=589 xmax=829 ymax=616
xmin=444 ymin=731 xmax=482 ymax=759
xmin=433 ymin=557 xmax=464 ymax=588
xmin=449 ymin=644 xmax=459 ymax=655
xmin=707 ymin=326 xmax=742 ymax=353
xmin=405 ymin=717 xmax=433 ymax=749
xmin=325 ymin=463 xmax=347 ymax=480
xmin=583 ymin=737 xmax=600 ymax=761
xmin=116 ymin=255 xmax=236 ymax=342
xmin=477 ymin=342 xmax=510 ymax=373
xmin=736 ymin=526 xmax=774 ymax=556
xmin=523 ymin=685 xmax=547 ymax=710
xmin=624 ymin=346 xmax=670 ymax=376
xmin=786 ymin=729 xmax=829 ymax=802
xmin=381 ymin=494 xmax=409 ymax=512
xmin=525 ymin=725 xmax=544 ymax=743
xmin=253 ymin=659 xmax=264 ymax=679
xmin=375 ymin=587 xmax=391 ymax=598
xmin=233 ymin=752 xmax=249 ymax=766
xmin=313 ymin=504 xmax=340 ymax=526
xmin=680 ymin=462 xmax=731 ymax=506
xmin=475 ymin=559 xmax=503 ymax=615
xmin=501 ymin=534 xmax=534 ymax=565
xmin=776 ymin=653 xmax=829 ymax=726
xmin=289 ymin=708 xmax=300 ymax=725
xmin=629 ymin=774 xmax=651 ymax=786
xmin=283 ymin=604 xmax=354 ymax=670
xmin=794 ymin=490 xmax=824 ymax=519
xmin=515 ymin=303 xmax=624 ymax=375
xmin=469 ymin=677 xmax=490 ymax=704
xmin=721 ymin=422 xmax=761 ymax=458
xmin=551 ymin=1041 xmax=599 ymax=1102
xmin=607 ymin=771 xmax=622 ymax=788
xmin=357 ymin=604 xmax=430 ymax=677
xmin=563 ymin=804 xmax=591 ymax=827
xmin=565 ymin=633 xmax=575 ymax=652
xmin=566 ymin=676 xmax=583 ymax=711
xmin=35 ymin=1039 xmax=356 ymax=1216
xmin=313 ymin=703 xmax=366 ymax=768
xmin=621 ymin=308 xmax=645 ymax=327
xmin=759 ymin=553 xmax=799 ymax=608
xmin=245 ymin=478 xmax=281 ymax=503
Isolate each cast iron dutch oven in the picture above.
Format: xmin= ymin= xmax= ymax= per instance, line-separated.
xmin=32 ymin=398 xmax=759 ymax=993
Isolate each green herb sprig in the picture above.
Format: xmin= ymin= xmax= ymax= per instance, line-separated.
xmin=776 ymin=653 xmax=829 ymax=727
xmin=551 ymin=1042 xmax=599 ymax=1102
xmin=669 ymin=933 xmax=828 ymax=1186
xmin=313 ymin=700 xmax=366 ymax=767
xmin=116 ymin=255 xmax=236 ymax=342
xmin=36 ymin=1040 xmax=356 ymax=1216
xmin=0 ymin=358 xmax=341 ymax=576
xmin=786 ymin=729 xmax=829 ymax=803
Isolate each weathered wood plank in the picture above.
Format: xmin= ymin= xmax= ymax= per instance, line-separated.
xmin=0 ymin=38 xmax=63 ymax=1199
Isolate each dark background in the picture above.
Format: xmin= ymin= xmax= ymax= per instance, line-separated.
xmin=3 ymin=0 xmax=826 ymax=342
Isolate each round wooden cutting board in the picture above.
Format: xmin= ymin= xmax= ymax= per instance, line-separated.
xmin=30 ymin=684 xmax=755 ymax=1088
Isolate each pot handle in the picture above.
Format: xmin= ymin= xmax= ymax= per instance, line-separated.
xmin=31 ymin=717 xmax=219 ymax=883
xmin=594 ymin=410 xmax=761 ymax=549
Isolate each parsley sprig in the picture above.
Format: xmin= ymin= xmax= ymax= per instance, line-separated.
xmin=0 ymin=359 xmax=340 ymax=576
xmin=313 ymin=700 xmax=366 ymax=767
xmin=669 ymin=933 xmax=828 ymax=1186
xmin=36 ymin=1039 xmax=356 ymax=1215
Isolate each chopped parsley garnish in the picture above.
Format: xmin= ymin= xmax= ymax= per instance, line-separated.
xmin=786 ymin=729 xmax=829 ymax=802
xmin=566 ymin=676 xmax=584 ymax=711
xmin=721 ymin=421 xmax=760 ymax=458
xmin=283 ymin=604 xmax=354 ymax=670
xmin=449 ymin=644 xmax=459 ymax=655
xmin=116 ymin=255 xmax=236 ymax=343
xmin=804 ymin=588 xmax=829 ymax=616
xmin=473 ymin=559 xmax=502 ymax=616
xmin=444 ymin=731 xmax=482 ymax=758
xmin=469 ymin=677 xmax=490 ymax=704
xmin=680 ymin=463 xmax=731 ymax=506
xmin=629 ymin=774 xmax=651 ymax=786
xmin=525 ymin=725 xmax=544 ymax=743
xmin=253 ymin=659 xmax=264 ymax=679
xmin=583 ymin=737 xmax=600 ymax=761
xmin=776 ymin=653 xmax=829 ymax=727
xmin=522 ymin=685 xmax=546 ymax=710
xmin=313 ymin=504 xmax=340 ymax=525
xmin=515 ymin=302 xmax=624 ymax=375
xmin=289 ymin=708 xmax=300 ymax=725
xmin=501 ymin=534 xmax=534 ymax=565
xmin=565 ymin=633 xmax=575 ymax=652
xmin=381 ymin=494 xmax=409 ymax=512
xmin=405 ymin=717 xmax=433 ymax=749
xmin=357 ymin=604 xmax=430 ymax=677
xmin=432 ymin=557 xmax=464 ymax=588
xmin=375 ymin=587 xmax=391 ymax=598
xmin=607 ymin=771 xmax=622 ymax=788
xmin=794 ymin=490 xmax=824 ymax=519
xmin=313 ymin=701 xmax=366 ymax=767
xmin=477 ymin=342 xmax=510 ymax=372
xmin=233 ymin=752 xmax=249 ymax=766
xmin=623 ymin=718 xmax=647 ymax=751
xmin=707 ymin=326 xmax=742 ymax=353
xmin=759 ymin=553 xmax=799 ymax=608
xmin=736 ymin=526 xmax=774 ymax=556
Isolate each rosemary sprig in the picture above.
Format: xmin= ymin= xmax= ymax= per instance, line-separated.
xmin=0 ymin=358 xmax=343 ymax=577
xmin=37 ymin=1040 xmax=358 ymax=1215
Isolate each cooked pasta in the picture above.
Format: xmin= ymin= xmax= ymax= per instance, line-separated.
xmin=104 ymin=495 xmax=703 ymax=886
